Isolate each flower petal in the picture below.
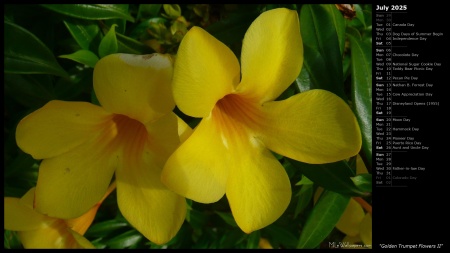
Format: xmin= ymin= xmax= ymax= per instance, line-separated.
xmin=4 ymin=188 xmax=48 ymax=231
xmin=66 ymin=182 xmax=116 ymax=235
xmin=226 ymin=138 xmax=291 ymax=233
xmin=238 ymin=8 xmax=303 ymax=103
xmin=144 ymin=112 xmax=182 ymax=168
xmin=94 ymin=53 xmax=175 ymax=123
xmin=177 ymin=115 xmax=193 ymax=143
xmin=342 ymin=234 xmax=363 ymax=247
xmin=259 ymin=238 xmax=274 ymax=249
xmin=116 ymin=145 xmax=186 ymax=245
xmin=359 ymin=213 xmax=372 ymax=246
xmin=18 ymin=222 xmax=90 ymax=249
xmin=69 ymin=230 xmax=96 ymax=249
xmin=173 ymin=27 xmax=240 ymax=117
xmin=34 ymin=127 xmax=119 ymax=219
xmin=356 ymin=154 xmax=368 ymax=174
xmin=335 ymin=198 xmax=365 ymax=237
xmin=16 ymin=100 xmax=112 ymax=160
xmin=258 ymin=89 xmax=362 ymax=164
xmin=162 ymin=115 xmax=230 ymax=203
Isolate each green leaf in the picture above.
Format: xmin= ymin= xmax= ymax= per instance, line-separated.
xmin=128 ymin=17 xmax=167 ymax=41
xmin=106 ymin=230 xmax=143 ymax=249
xmin=91 ymin=88 xmax=101 ymax=106
xmin=4 ymin=21 xmax=68 ymax=77
xmin=275 ymin=84 xmax=296 ymax=101
xmin=351 ymin=173 xmax=372 ymax=193
xmin=206 ymin=5 xmax=260 ymax=47
xmin=246 ymin=230 xmax=261 ymax=249
xmin=264 ymin=223 xmax=299 ymax=249
xmin=4 ymin=152 xmax=36 ymax=178
xmin=98 ymin=24 xmax=118 ymax=58
xmin=354 ymin=4 xmax=366 ymax=28
xmin=63 ymin=18 xmax=102 ymax=52
xmin=4 ymin=74 xmax=56 ymax=108
xmin=219 ymin=229 xmax=246 ymax=249
xmin=55 ymin=67 xmax=93 ymax=101
xmin=294 ymin=184 xmax=313 ymax=218
xmin=295 ymin=66 xmax=312 ymax=92
xmin=59 ymin=49 xmax=99 ymax=68
xmin=287 ymin=158 xmax=366 ymax=196
xmin=163 ymin=4 xmax=181 ymax=19
xmin=85 ymin=220 xmax=129 ymax=238
xmin=215 ymin=211 xmax=238 ymax=227
xmin=188 ymin=209 xmax=209 ymax=230
xmin=4 ymin=152 xmax=39 ymax=198
xmin=41 ymin=4 xmax=134 ymax=22
xmin=105 ymin=18 xmax=126 ymax=34
xmin=116 ymin=32 xmax=155 ymax=55
xmin=297 ymin=190 xmax=350 ymax=249
xmin=300 ymin=4 xmax=346 ymax=100
xmin=137 ymin=4 xmax=162 ymax=19
xmin=347 ymin=33 xmax=372 ymax=166
xmin=323 ymin=4 xmax=346 ymax=56
xmin=295 ymin=174 xmax=313 ymax=186
xmin=4 ymin=230 xmax=22 ymax=249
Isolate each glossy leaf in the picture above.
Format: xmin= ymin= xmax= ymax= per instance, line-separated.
xmin=188 ymin=209 xmax=209 ymax=230
xmin=4 ymin=230 xmax=22 ymax=250
xmin=4 ymin=21 xmax=68 ymax=77
xmin=299 ymin=4 xmax=346 ymax=100
xmin=219 ymin=230 xmax=246 ymax=249
xmin=295 ymin=175 xmax=313 ymax=186
xmin=348 ymin=33 xmax=372 ymax=166
xmin=129 ymin=17 xmax=167 ymax=41
xmin=354 ymin=4 xmax=366 ymax=28
xmin=116 ymin=33 xmax=155 ymax=55
xmin=105 ymin=18 xmax=126 ymax=35
xmin=63 ymin=18 xmax=102 ymax=51
xmin=295 ymin=66 xmax=312 ymax=92
xmin=351 ymin=173 xmax=372 ymax=193
xmin=323 ymin=4 xmax=346 ymax=55
xmin=346 ymin=26 xmax=361 ymax=40
xmin=246 ymin=230 xmax=261 ymax=249
xmin=206 ymin=5 xmax=260 ymax=47
xmin=287 ymin=158 xmax=366 ymax=196
xmin=297 ymin=190 xmax=350 ymax=249
xmin=59 ymin=49 xmax=99 ymax=68
xmin=294 ymin=184 xmax=313 ymax=218
xmin=106 ymin=230 xmax=143 ymax=249
xmin=85 ymin=220 xmax=129 ymax=238
xmin=98 ymin=24 xmax=118 ymax=58
xmin=41 ymin=4 xmax=134 ymax=22
xmin=215 ymin=211 xmax=238 ymax=227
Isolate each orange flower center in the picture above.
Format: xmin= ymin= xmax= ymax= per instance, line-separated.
xmin=106 ymin=114 xmax=149 ymax=163
xmin=214 ymin=94 xmax=263 ymax=137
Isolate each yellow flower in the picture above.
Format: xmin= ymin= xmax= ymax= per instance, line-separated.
xmin=314 ymin=191 xmax=372 ymax=249
xmin=338 ymin=155 xmax=372 ymax=248
xmin=4 ymin=183 xmax=114 ymax=249
xmin=259 ymin=237 xmax=274 ymax=249
xmin=161 ymin=8 xmax=362 ymax=233
xmin=314 ymin=155 xmax=372 ymax=248
xmin=15 ymin=53 xmax=191 ymax=245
